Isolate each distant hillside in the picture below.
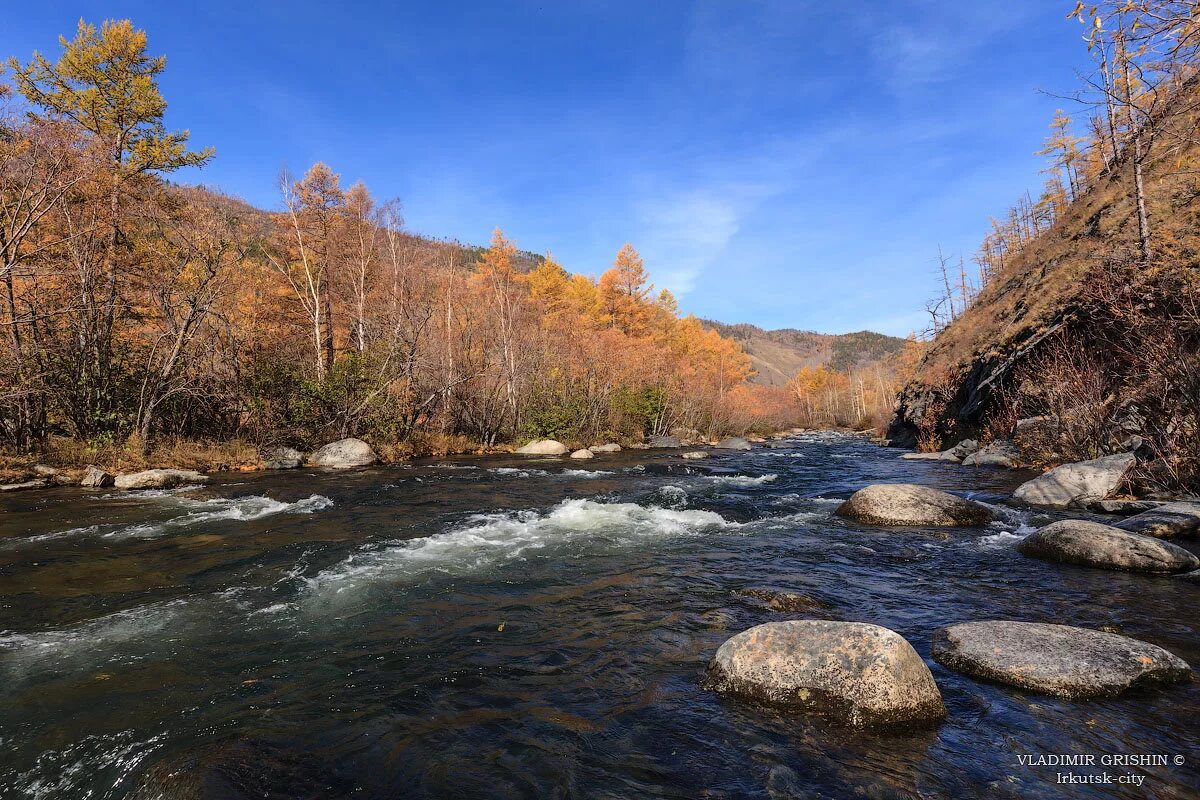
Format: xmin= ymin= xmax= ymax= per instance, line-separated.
xmin=701 ymin=321 xmax=906 ymax=386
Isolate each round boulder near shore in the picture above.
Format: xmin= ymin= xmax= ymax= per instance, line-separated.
xmin=1017 ymin=519 xmax=1199 ymax=574
xmin=309 ymin=438 xmax=378 ymax=468
xmin=704 ymin=620 xmax=945 ymax=727
xmin=835 ymin=484 xmax=994 ymax=527
xmin=569 ymin=448 xmax=594 ymax=459
xmin=514 ymin=439 xmax=569 ymax=456
xmin=931 ymin=621 xmax=1191 ymax=699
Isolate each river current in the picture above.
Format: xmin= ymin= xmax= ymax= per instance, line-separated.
xmin=0 ymin=432 xmax=1196 ymax=799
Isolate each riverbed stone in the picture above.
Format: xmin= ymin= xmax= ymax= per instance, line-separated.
xmin=963 ymin=440 xmax=1021 ymax=468
xmin=262 ymin=446 xmax=304 ymax=470
xmin=835 ymin=484 xmax=994 ymax=527
xmin=647 ymin=435 xmax=682 ymax=448
xmin=1012 ymin=453 xmax=1136 ymax=509
xmin=1017 ymin=519 xmax=1199 ymax=573
xmin=569 ymin=448 xmax=594 ymax=459
xmin=590 ymin=443 xmax=621 ymax=453
xmin=732 ymin=587 xmax=830 ymax=613
xmin=704 ymin=620 xmax=945 ymax=727
xmin=81 ymin=465 xmax=115 ymax=488
xmin=716 ymin=437 xmax=752 ymax=451
xmin=310 ymin=438 xmax=379 ymax=467
xmin=931 ymin=621 xmax=1192 ymax=698
xmin=900 ymin=451 xmax=945 ymax=461
xmin=1114 ymin=501 xmax=1200 ymax=539
xmin=0 ymin=478 xmax=50 ymax=492
xmin=114 ymin=468 xmax=209 ymax=490
xmin=681 ymin=450 xmax=710 ymax=459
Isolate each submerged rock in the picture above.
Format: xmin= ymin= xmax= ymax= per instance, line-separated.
xmin=732 ymin=587 xmax=830 ymax=613
xmin=1114 ymin=501 xmax=1200 ymax=539
xmin=1017 ymin=519 xmax=1199 ymax=573
xmin=261 ymin=446 xmax=304 ymax=470
xmin=715 ymin=437 xmax=752 ymax=451
xmin=590 ymin=443 xmax=621 ymax=453
xmin=114 ymin=469 xmax=208 ymax=490
xmin=310 ymin=437 xmax=379 ymax=467
xmin=569 ymin=448 xmax=594 ymax=459
xmin=0 ymin=478 xmax=49 ymax=492
xmin=1012 ymin=453 xmax=1136 ymax=509
xmin=835 ymin=484 xmax=993 ymax=527
xmin=704 ymin=620 xmax=945 ymax=727
xmin=931 ymin=621 xmax=1191 ymax=699
xmin=81 ymin=464 xmax=115 ymax=488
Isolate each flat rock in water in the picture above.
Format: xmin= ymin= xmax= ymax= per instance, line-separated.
xmin=835 ymin=484 xmax=994 ymax=527
xmin=590 ymin=443 xmax=621 ymax=453
xmin=310 ymin=438 xmax=379 ymax=467
xmin=1012 ymin=453 xmax=1136 ymax=509
xmin=114 ymin=469 xmax=208 ymax=490
xmin=1114 ymin=501 xmax=1200 ymax=539
xmin=900 ymin=452 xmax=945 ymax=461
xmin=1017 ymin=519 xmax=1199 ymax=573
xmin=681 ymin=450 xmax=709 ymax=460
xmin=715 ymin=437 xmax=752 ymax=451
xmin=0 ymin=478 xmax=50 ymax=492
xmin=932 ymin=621 xmax=1191 ymax=698
xmin=704 ymin=620 xmax=945 ymax=727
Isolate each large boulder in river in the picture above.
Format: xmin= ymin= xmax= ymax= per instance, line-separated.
xmin=262 ymin=446 xmax=303 ymax=470
xmin=704 ymin=620 xmax=945 ymax=727
xmin=81 ymin=465 xmax=115 ymax=487
xmin=569 ymin=448 xmax=594 ymax=459
xmin=114 ymin=468 xmax=208 ymax=490
xmin=1012 ymin=452 xmax=1136 ymax=509
xmin=647 ymin=435 xmax=682 ymax=448
xmin=715 ymin=437 xmax=752 ymax=451
xmin=1017 ymin=519 xmax=1199 ymax=574
xmin=514 ymin=439 xmax=569 ymax=456
xmin=835 ymin=484 xmax=993 ymax=527
xmin=1114 ymin=501 xmax=1200 ymax=539
xmin=310 ymin=438 xmax=378 ymax=468
xmin=932 ymin=621 xmax=1191 ymax=699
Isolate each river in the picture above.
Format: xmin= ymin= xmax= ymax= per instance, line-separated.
xmin=0 ymin=432 xmax=1196 ymax=799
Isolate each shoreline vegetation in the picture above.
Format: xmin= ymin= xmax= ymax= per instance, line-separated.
xmin=0 ymin=20 xmax=914 ymax=479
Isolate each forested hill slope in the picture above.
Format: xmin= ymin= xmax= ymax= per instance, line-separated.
xmin=889 ymin=34 xmax=1200 ymax=492
xmin=701 ymin=322 xmax=906 ymax=386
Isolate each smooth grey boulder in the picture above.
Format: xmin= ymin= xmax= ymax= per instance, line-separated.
xmin=932 ymin=621 xmax=1191 ymax=698
xmin=1012 ymin=453 xmax=1136 ymax=508
xmin=963 ymin=440 xmax=1020 ymax=468
xmin=835 ymin=484 xmax=993 ymax=527
xmin=900 ymin=452 xmax=945 ymax=461
xmin=590 ymin=443 xmax=621 ymax=453
xmin=569 ymin=448 xmax=594 ymax=459
xmin=310 ymin=437 xmax=379 ymax=467
xmin=704 ymin=620 xmax=945 ymax=727
xmin=1017 ymin=519 xmax=1199 ymax=573
xmin=647 ymin=435 xmax=682 ymax=448
xmin=81 ymin=465 xmax=115 ymax=488
xmin=1086 ymin=498 xmax=1160 ymax=514
xmin=681 ymin=450 xmax=710 ymax=460
xmin=262 ymin=446 xmax=304 ymax=470
xmin=514 ymin=439 xmax=569 ymax=456
xmin=114 ymin=468 xmax=208 ymax=490
xmin=944 ymin=439 xmax=979 ymax=460
xmin=715 ymin=437 xmax=752 ymax=451
xmin=0 ymin=478 xmax=49 ymax=492
xmin=1114 ymin=501 xmax=1200 ymax=539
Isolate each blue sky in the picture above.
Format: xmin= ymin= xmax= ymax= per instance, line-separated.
xmin=1 ymin=2 xmax=1092 ymax=336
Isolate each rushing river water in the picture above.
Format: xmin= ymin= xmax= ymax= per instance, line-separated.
xmin=0 ymin=432 xmax=1196 ymax=799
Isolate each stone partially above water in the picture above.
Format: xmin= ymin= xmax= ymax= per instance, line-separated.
xmin=514 ymin=439 xmax=570 ymax=456
xmin=114 ymin=468 xmax=209 ymax=490
xmin=931 ymin=621 xmax=1191 ymax=699
xmin=962 ymin=440 xmax=1021 ymax=468
xmin=569 ymin=448 xmax=594 ymax=459
xmin=81 ymin=465 xmax=115 ymax=487
xmin=681 ymin=450 xmax=710 ymax=460
xmin=1114 ymin=501 xmax=1200 ymax=539
xmin=835 ymin=484 xmax=994 ymax=527
xmin=262 ymin=446 xmax=304 ymax=470
xmin=310 ymin=438 xmax=379 ymax=467
xmin=590 ymin=443 xmax=622 ymax=453
xmin=715 ymin=437 xmax=752 ymax=451
xmin=705 ymin=620 xmax=945 ymax=727
xmin=1012 ymin=453 xmax=1136 ymax=509
xmin=1017 ymin=519 xmax=1199 ymax=574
